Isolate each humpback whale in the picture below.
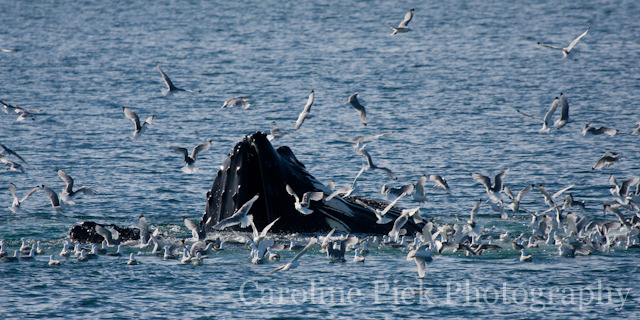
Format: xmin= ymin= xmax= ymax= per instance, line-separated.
xmin=200 ymin=132 xmax=422 ymax=235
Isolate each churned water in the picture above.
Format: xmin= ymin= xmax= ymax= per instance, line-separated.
xmin=1 ymin=0 xmax=639 ymax=318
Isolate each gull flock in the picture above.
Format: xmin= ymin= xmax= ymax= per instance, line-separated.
xmin=2 ymin=8 xmax=640 ymax=281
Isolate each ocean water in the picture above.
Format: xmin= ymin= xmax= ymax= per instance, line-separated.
xmin=1 ymin=0 xmax=640 ymax=318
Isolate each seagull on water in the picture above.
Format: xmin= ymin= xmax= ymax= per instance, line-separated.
xmin=632 ymin=122 xmax=640 ymax=135
xmin=212 ymin=194 xmax=260 ymax=230
xmin=517 ymin=97 xmax=559 ymax=133
xmin=503 ymin=184 xmax=534 ymax=213
xmin=519 ymin=249 xmax=532 ymax=262
xmin=537 ymin=27 xmax=590 ymax=59
xmin=390 ymin=8 xmax=414 ymax=35
xmin=346 ymin=93 xmax=367 ymax=126
xmin=7 ymin=183 xmax=39 ymax=215
xmin=48 ymin=255 xmax=62 ymax=265
xmin=56 ymin=168 xmax=97 ymax=205
xmin=292 ymin=90 xmax=314 ymax=131
xmin=122 ymin=106 xmax=154 ymax=140
xmin=170 ymin=140 xmax=212 ymax=174
xmin=127 ymin=253 xmax=138 ymax=265
xmin=156 ymin=63 xmax=200 ymax=96
xmin=582 ymin=123 xmax=617 ymax=136
xmin=221 ymin=97 xmax=251 ymax=109
xmin=267 ymin=121 xmax=295 ymax=141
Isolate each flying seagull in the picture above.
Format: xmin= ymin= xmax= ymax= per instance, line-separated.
xmin=122 ymin=106 xmax=154 ymax=140
xmin=56 ymin=168 xmax=97 ymax=205
xmin=292 ymin=90 xmax=314 ymax=131
xmin=346 ymin=93 xmax=367 ymax=126
xmin=170 ymin=140 xmax=212 ymax=174
xmin=390 ymin=8 xmax=414 ymax=35
xmin=267 ymin=121 xmax=295 ymax=141
xmin=7 ymin=183 xmax=39 ymax=215
xmin=592 ymin=151 xmax=623 ymax=170
xmin=582 ymin=123 xmax=617 ymax=136
xmin=356 ymin=144 xmax=397 ymax=180
xmin=156 ymin=63 xmax=200 ymax=96
xmin=471 ymin=169 xmax=510 ymax=196
xmin=553 ymin=93 xmax=572 ymax=129
xmin=0 ymin=144 xmax=35 ymax=170
xmin=537 ymin=27 xmax=590 ymax=58
xmin=517 ymin=97 xmax=559 ymax=133
xmin=212 ymin=194 xmax=260 ymax=230
xmin=221 ymin=97 xmax=252 ymax=109
xmin=41 ymin=185 xmax=67 ymax=213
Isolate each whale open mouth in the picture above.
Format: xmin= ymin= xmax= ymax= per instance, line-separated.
xmin=200 ymin=132 xmax=422 ymax=235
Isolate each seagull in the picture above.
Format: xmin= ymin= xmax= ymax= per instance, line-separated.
xmin=292 ymin=90 xmax=314 ymax=131
xmin=48 ymin=255 xmax=62 ymax=265
xmin=2 ymin=251 xmax=19 ymax=263
xmin=212 ymin=194 xmax=260 ymax=230
xmin=250 ymin=217 xmax=281 ymax=244
xmin=221 ymin=97 xmax=251 ymax=109
xmin=41 ymin=185 xmax=67 ymax=213
xmin=390 ymin=8 xmax=414 ymax=35
xmin=356 ymin=191 xmax=406 ymax=225
xmin=105 ymin=244 xmax=124 ymax=257
xmin=7 ymin=183 xmax=39 ymax=215
xmin=345 ymin=131 xmax=394 ymax=144
xmin=76 ymin=249 xmax=89 ymax=262
xmin=19 ymin=247 xmax=36 ymax=261
xmin=95 ymin=225 xmax=122 ymax=247
xmin=554 ymin=93 xmax=572 ymax=129
xmin=285 ymin=184 xmax=324 ymax=215
xmin=356 ymin=144 xmax=397 ymax=180
xmin=429 ymin=175 xmax=451 ymax=194
xmin=324 ymin=164 xmax=366 ymax=201
xmin=467 ymin=199 xmax=482 ymax=235
xmin=1 ymin=48 xmax=17 ymax=53
xmin=156 ymin=63 xmax=200 ymax=96
xmin=406 ymin=243 xmax=432 ymax=279
xmin=517 ymin=97 xmax=559 ymax=133
xmin=519 ymin=249 xmax=533 ymax=262
xmin=411 ymin=175 xmax=429 ymax=202
xmin=632 ymin=122 xmax=640 ymax=135
xmin=592 ymin=151 xmax=623 ymax=170
xmin=12 ymin=109 xmax=36 ymax=123
xmin=192 ymin=252 xmax=203 ymax=266
xmin=56 ymin=168 xmax=97 ymax=205
xmin=537 ymin=27 xmax=590 ymax=58
xmin=0 ymin=156 xmax=26 ymax=172
xmin=267 ymin=121 xmax=295 ymax=141
xmin=471 ymin=168 xmax=510 ymax=196
xmin=0 ymin=144 xmax=35 ymax=170
xmin=582 ymin=123 xmax=617 ymax=136
xmin=381 ymin=183 xmax=413 ymax=201
xmin=486 ymin=198 xmax=507 ymax=219
xmin=184 ymin=217 xmax=206 ymax=241
xmin=127 ymin=253 xmax=138 ymax=265
xmin=267 ymin=236 xmax=317 ymax=274
xmin=609 ymin=175 xmax=640 ymax=198
xmin=1 ymin=100 xmax=20 ymax=114
xmin=170 ymin=140 xmax=212 ymax=174
xmin=538 ymin=184 xmax=574 ymax=207
xmin=346 ymin=93 xmax=367 ymax=126
xmin=122 ymin=106 xmax=154 ymax=140
xmin=503 ymin=184 xmax=534 ymax=213
xmin=353 ymin=248 xmax=365 ymax=263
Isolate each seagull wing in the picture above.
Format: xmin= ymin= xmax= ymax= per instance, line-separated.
xmin=398 ymin=9 xmax=414 ymax=28
xmin=260 ymin=217 xmax=281 ymax=237
xmin=293 ymin=90 xmax=314 ymax=131
xmin=122 ymin=106 xmax=141 ymax=131
xmin=56 ymin=168 xmax=75 ymax=193
xmin=516 ymin=184 xmax=533 ymax=203
xmin=552 ymin=184 xmax=574 ymax=200
xmin=537 ymin=42 xmax=564 ymax=50
xmin=356 ymin=147 xmax=374 ymax=167
xmin=345 ymin=131 xmax=394 ymax=143
xmin=470 ymin=199 xmax=481 ymax=222
xmin=291 ymin=237 xmax=317 ymax=262
xmin=566 ymin=27 xmax=589 ymax=52
xmin=157 ymin=63 xmax=177 ymax=91
xmin=139 ymin=214 xmax=150 ymax=241
xmin=285 ymin=184 xmax=300 ymax=203
xmin=170 ymin=146 xmax=189 ymax=162
xmin=348 ymin=93 xmax=367 ymax=126
xmin=471 ymin=173 xmax=492 ymax=193
xmin=8 ymin=183 xmax=19 ymax=203
xmin=42 ymin=185 xmax=61 ymax=207
xmin=191 ymin=140 xmax=212 ymax=160
xmin=516 ymin=110 xmax=544 ymax=122
xmin=18 ymin=185 xmax=39 ymax=204
xmin=493 ymin=168 xmax=510 ymax=192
